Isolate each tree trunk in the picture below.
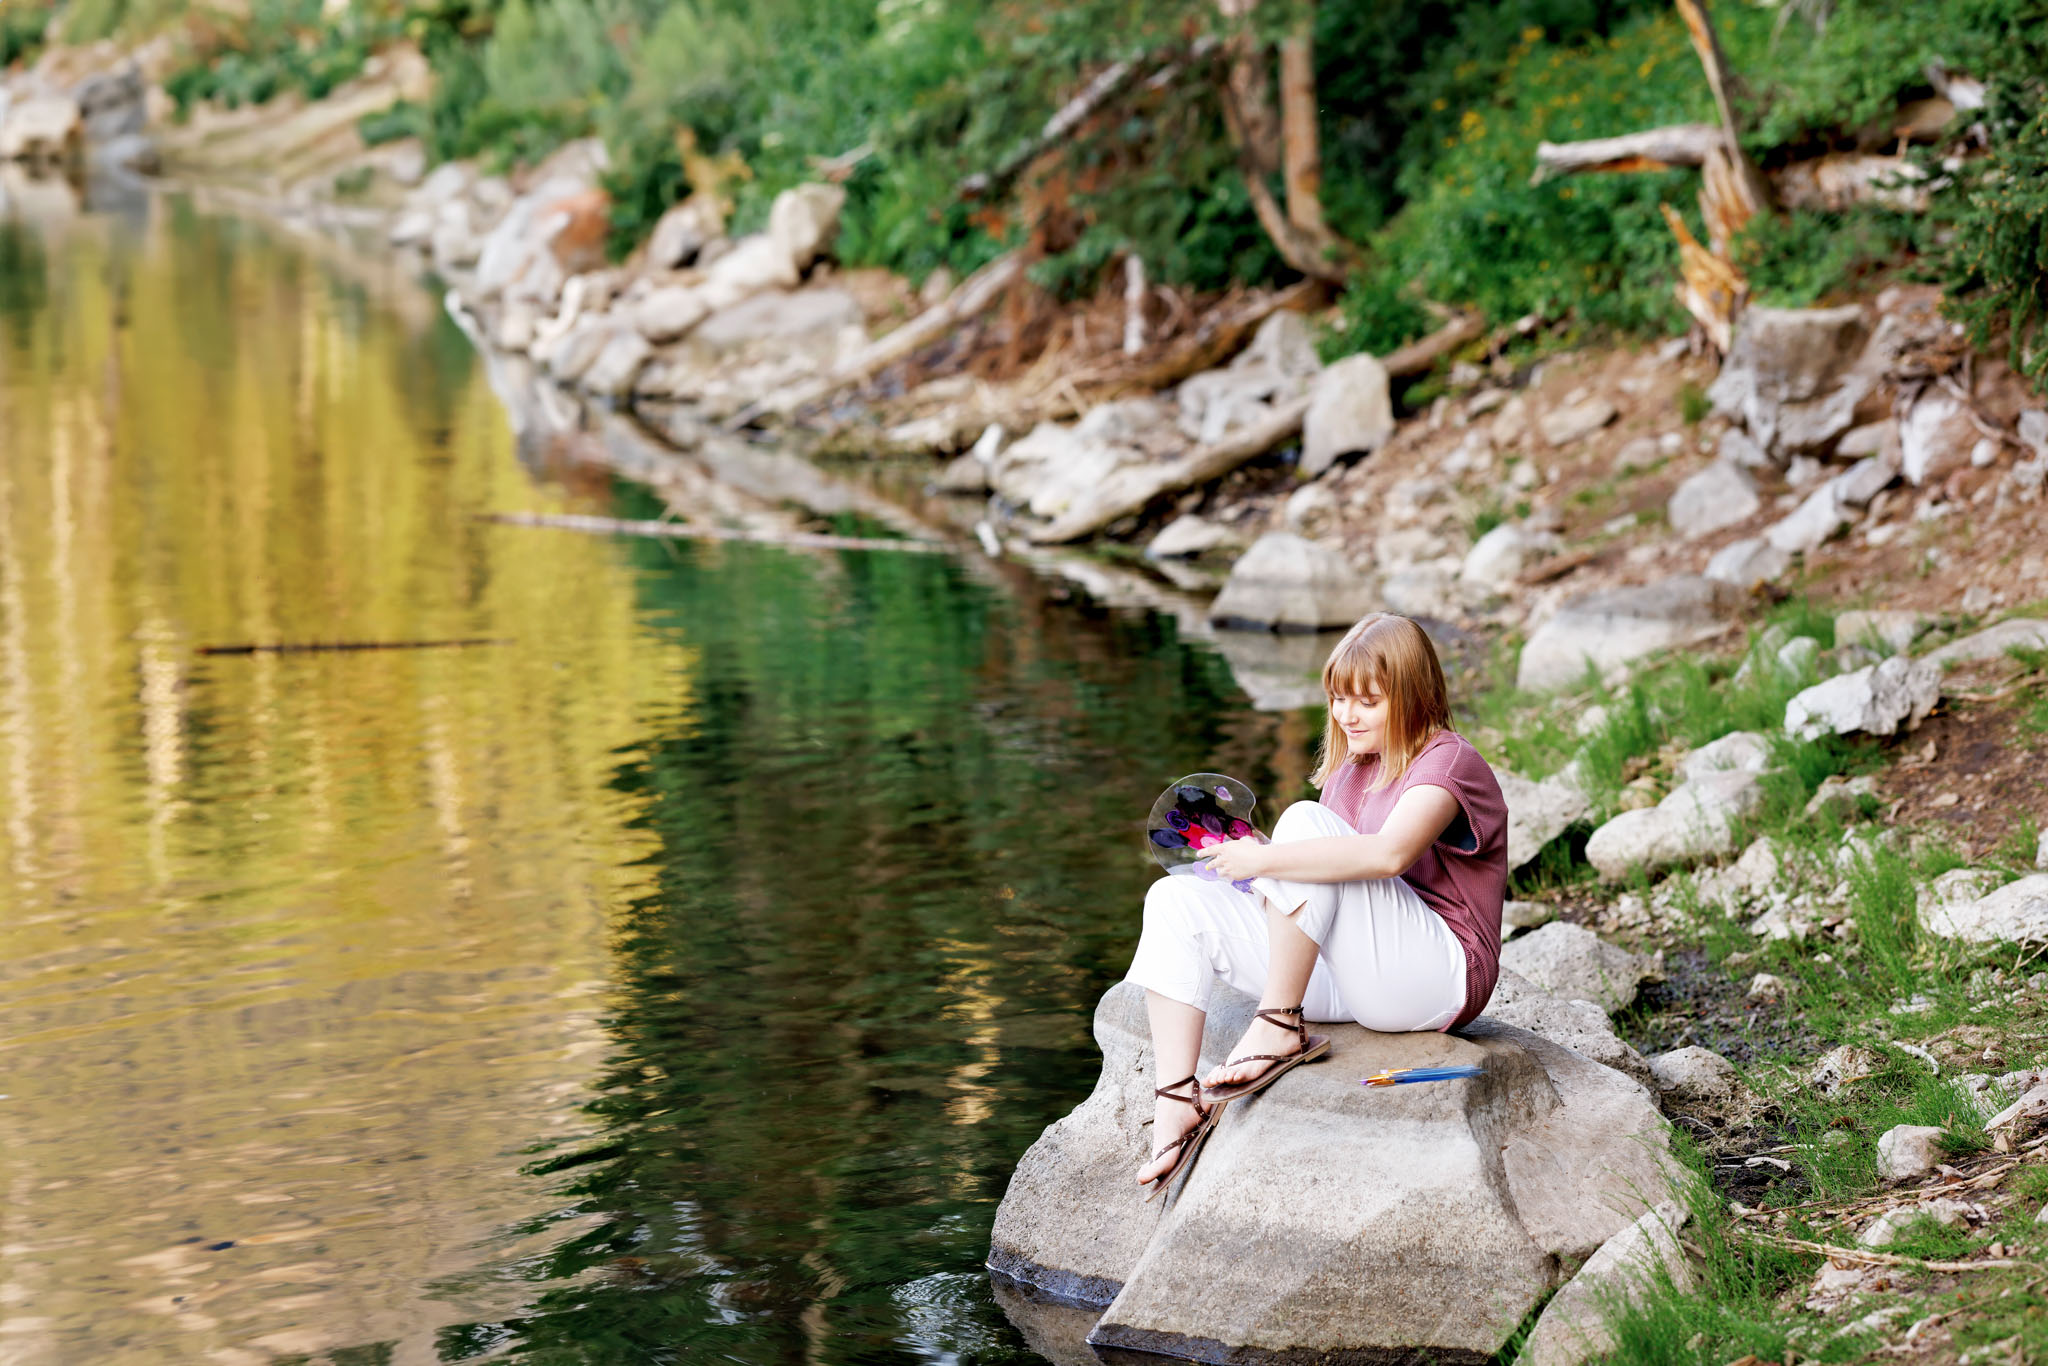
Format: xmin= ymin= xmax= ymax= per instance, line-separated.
xmin=1278 ymin=18 xmax=1330 ymax=242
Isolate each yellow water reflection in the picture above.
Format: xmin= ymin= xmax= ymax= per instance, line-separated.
xmin=0 ymin=198 xmax=691 ymax=1363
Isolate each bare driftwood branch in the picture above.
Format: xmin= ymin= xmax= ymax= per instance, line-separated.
xmin=1029 ymin=309 xmax=1479 ymax=544
xmin=1532 ymin=124 xmax=1725 ymax=182
xmin=481 ymin=512 xmax=956 ymax=555
xmin=1739 ymin=1230 xmax=2038 ymax=1274
xmin=200 ymin=638 xmax=509 ymax=656
xmin=728 ymin=251 xmax=1027 ymax=428
xmin=1674 ymin=0 xmax=1773 ymax=218
xmin=1029 ymin=394 xmax=1313 ymax=544
xmin=1123 ymin=255 xmax=1148 ymax=356
xmin=958 ymin=41 xmax=1217 ymax=201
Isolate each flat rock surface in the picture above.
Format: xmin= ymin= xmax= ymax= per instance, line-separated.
xmin=989 ymin=981 xmax=1677 ymax=1362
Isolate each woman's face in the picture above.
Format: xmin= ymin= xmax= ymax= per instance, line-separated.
xmin=1329 ymin=687 xmax=1388 ymax=756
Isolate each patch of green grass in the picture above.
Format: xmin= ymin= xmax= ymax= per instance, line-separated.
xmin=1678 ymin=382 xmax=1710 ymax=425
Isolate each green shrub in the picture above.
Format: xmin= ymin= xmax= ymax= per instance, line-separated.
xmin=0 ymin=0 xmax=56 ymax=68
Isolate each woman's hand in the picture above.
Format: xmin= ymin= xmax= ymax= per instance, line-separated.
xmin=1198 ymin=837 xmax=1272 ymax=882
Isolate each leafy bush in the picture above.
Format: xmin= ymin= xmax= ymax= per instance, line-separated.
xmin=1 ymin=0 xmax=56 ymax=69
xmin=161 ymin=0 xmax=400 ymax=112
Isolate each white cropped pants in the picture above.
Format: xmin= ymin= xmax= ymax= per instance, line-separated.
xmin=1125 ymin=800 xmax=1468 ymax=1032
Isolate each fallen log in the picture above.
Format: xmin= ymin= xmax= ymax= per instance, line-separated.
xmin=1532 ymin=124 xmax=1724 ymax=182
xmin=1028 ymin=394 xmax=1312 ymax=544
xmin=1028 ymin=309 xmax=1483 ymax=544
xmin=726 ymin=251 xmax=1027 ymax=428
xmin=481 ymin=511 xmax=956 ymax=555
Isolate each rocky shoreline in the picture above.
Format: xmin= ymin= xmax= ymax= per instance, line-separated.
xmin=12 ymin=43 xmax=2048 ymax=1366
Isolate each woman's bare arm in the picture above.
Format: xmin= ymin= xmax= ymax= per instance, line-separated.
xmin=1198 ymin=786 xmax=1460 ymax=884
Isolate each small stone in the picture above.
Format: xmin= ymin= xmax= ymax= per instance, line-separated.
xmin=1805 ymin=773 xmax=1878 ymax=818
xmin=1746 ymin=972 xmax=1789 ymax=1002
xmin=1784 ymin=655 xmax=1942 ymax=740
xmin=1808 ymin=1044 xmax=1876 ymax=1096
xmin=1538 ymin=397 xmax=1617 ymax=447
xmin=1875 ymin=1124 xmax=1947 ymax=1181
xmin=1502 ymin=899 xmax=1557 ymax=938
xmin=1669 ymin=461 xmax=1761 ymax=539
xmin=1145 ymin=514 xmax=1233 ymax=559
xmin=1647 ymin=1046 xmax=1752 ymax=1112
xmin=1704 ymin=537 xmax=1791 ymax=590
xmin=1835 ymin=609 xmax=1925 ymax=655
xmin=1615 ymin=436 xmax=1661 ymax=471
xmin=1971 ymin=438 xmax=2000 ymax=469
xmin=1767 ymin=483 xmax=1852 ymax=554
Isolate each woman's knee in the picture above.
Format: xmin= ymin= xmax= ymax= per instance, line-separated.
xmin=1142 ymin=876 xmax=1199 ymax=931
xmin=1273 ymin=799 xmax=1345 ymax=842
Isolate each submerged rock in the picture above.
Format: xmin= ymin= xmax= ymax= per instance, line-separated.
xmin=1208 ymin=533 xmax=1374 ymax=632
xmin=989 ymin=981 xmax=1679 ymax=1362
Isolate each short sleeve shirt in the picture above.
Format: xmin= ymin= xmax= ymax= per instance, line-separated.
xmin=1317 ymin=728 xmax=1507 ymax=1029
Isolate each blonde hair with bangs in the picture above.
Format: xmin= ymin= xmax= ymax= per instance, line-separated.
xmin=1311 ymin=613 xmax=1452 ymax=790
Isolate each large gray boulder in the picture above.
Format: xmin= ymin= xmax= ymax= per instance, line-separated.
xmin=1585 ymin=769 xmax=1763 ymax=880
xmin=1707 ymin=305 xmax=1878 ymax=459
xmin=1499 ymin=922 xmax=1657 ymax=1014
xmin=990 ymin=982 xmax=1679 ymax=1362
xmin=1784 ymin=655 xmax=1940 ymax=740
xmin=1209 ymin=533 xmax=1374 ymax=632
xmin=1301 ymin=353 xmax=1394 ymax=477
xmin=1920 ymin=872 xmax=2048 ymax=943
xmin=1498 ymin=766 xmax=1593 ymax=870
xmin=990 ymin=400 xmax=1174 ymax=523
xmin=1518 ymin=576 xmax=1742 ymax=692
xmin=1668 ymin=461 xmax=1759 ymax=539
xmin=1518 ymin=1202 xmax=1699 ymax=1366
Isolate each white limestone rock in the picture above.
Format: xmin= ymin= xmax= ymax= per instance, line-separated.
xmin=1585 ymin=769 xmax=1764 ymax=881
xmin=1668 ymin=461 xmax=1760 ymax=539
xmin=1923 ymin=617 xmax=2048 ymax=668
xmin=1209 ymin=533 xmax=1374 ymax=632
xmin=1707 ymin=305 xmax=1878 ymax=458
xmin=1145 ymin=514 xmax=1235 ymax=559
xmin=1497 ymin=767 xmax=1593 ymax=871
xmin=1499 ymin=922 xmax=1657 ymax=1014
xmin=1901 ymin=391 xmax=1979 ymax=486
xmin=646 ymin=196 xmax=723 ymax=268
xmin=579 ymin=327 xmax=652 ymax=398
xmin=1920 ymin=872 xmax=2048 ymax=944
xmin=635 ymin=285 xmax=712 ymax=343
xmin=1679 ymin=730 xmax=1772 ymax=780
xmin=1784 ymin=655 xmax=1941 ymax=740
xmin=1875 ymin=1124 xmax=1946 ymax=1182
xmin=1767 ymin=482 xmax=1852 ymax=554
xmin=767 ymin=182 xmax=846 ymax=274
xmin=1539 ymin=397 xmax=1617 ymax=447
xmin=1460 ymin=523 xmax=1560 ymax=592
xmin=1647 ymin=1046 xmax=1752 ymax=1113
xmin=1517 ymin=576 xmax=1742 ymax=692
xmin=1518 ymin=1201 xmax=1699 ymax=1366
xmin=1301 ymin=353 xmax=1394 ymax=477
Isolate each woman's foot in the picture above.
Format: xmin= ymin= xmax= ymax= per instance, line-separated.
xmin=1201 ymin=1010 xmax=1308 ymax=1091
xmin=1137 ymin=1080 xmax=1209 ymax=1187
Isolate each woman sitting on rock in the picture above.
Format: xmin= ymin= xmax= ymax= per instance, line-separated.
xmin=1131 ymin=612 xmax=1507 ymax=1195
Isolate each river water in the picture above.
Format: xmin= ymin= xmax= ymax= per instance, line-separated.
xmin=0 ymin=185 xmax=1316 ymax=1364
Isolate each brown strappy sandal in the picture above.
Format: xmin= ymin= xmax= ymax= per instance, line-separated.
xmin=1197 ymin=1004 xmax=1330 ymax=1105
xmin=1140 ymin=1073 xmax=1217 ymax=1203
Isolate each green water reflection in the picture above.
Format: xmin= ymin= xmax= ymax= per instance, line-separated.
xmin=0 ymin=189 xmax=1311 ymax=1365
